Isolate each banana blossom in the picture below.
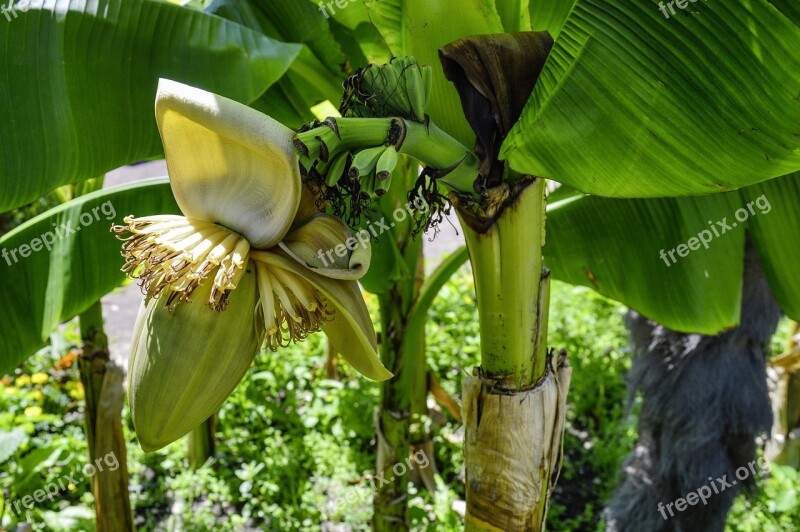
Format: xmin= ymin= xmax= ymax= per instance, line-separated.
xmin=114 ymin=79 xmax=390 ymax=451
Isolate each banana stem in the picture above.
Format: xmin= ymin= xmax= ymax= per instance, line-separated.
xmin=75 ymin=176 xmax=133 ymax=532
xmin=187 ymin=415 xmax=216 ymax=469
xmin=457 ymin=178 xmax=548 ymax=385
xmin=295 ymin=117 xmax=480 ymax=198
xmin=400 ymin=121 xmax=480 ymax=194
xmin=373 ymin=162 xmax=427 ymax=530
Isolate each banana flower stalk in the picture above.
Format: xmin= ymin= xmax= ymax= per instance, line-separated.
xmin=113 ymin=79 xmax=390 ymax=452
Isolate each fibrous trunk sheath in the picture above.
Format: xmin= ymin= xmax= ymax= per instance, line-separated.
xmin=463 ymin=358 xmax=571 ymax=530
xmin=606 ymin=242 xmax=781 ymax=531
xmin=765 ymin=321 xmax=800 ymax=468
xmin=78 ymin=302 xmax=135 ymax=532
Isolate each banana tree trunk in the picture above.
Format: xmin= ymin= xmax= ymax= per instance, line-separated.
xmin=374 ymin=288 xmax=412 ymax=531
xmin=373 ymin=243 xmax=424 ymax=531
xmin=409 ymin=369 xmax=437 ymax=494
xmin=767 ymin=322 xmax=800 ymax=467
xmin=78 ymin=302 xmax=135 ymax=532
xmin=371 ymin=152 xmax=440 ymax=530
xmin=454 ymin=178 xmax=571 ymax=531
xmin=187 ymin=415 xmax=216 ymax=469
xmin=409 ymin=258 xmax=437 ymax=494
xmin=606 ymin=242 xmax=781 ymax=532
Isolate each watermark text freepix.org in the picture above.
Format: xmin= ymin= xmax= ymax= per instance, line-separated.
xmin=320 ymin=448 xmax=430 ymax=516
xmin=316 ymin=197 xmax=429 ymax=267
xmin=659 ymin=194 xmax=770 ymax=268
xmin=657 ymin=456 xmax=768 ymax=520
xmin=7 ymin=451 xmax=119 ymax=518
xmin=2 ymin=201 xmax=117 ymax=266
xmin=318 ymin=0 xmax=358 ymax=19
xmin=658 ymin=0 xmax=708 ymax=20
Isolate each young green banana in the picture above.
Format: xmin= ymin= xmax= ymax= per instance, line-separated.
xmin=325 ymin=152 xmax=351 ymax=187
xmin=349 ymin=146 xmax=386 ymax=178
xmin=376 ymin=146 xmax=398 ymax=182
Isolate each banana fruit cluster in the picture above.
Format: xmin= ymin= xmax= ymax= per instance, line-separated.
xmin=342 ymin=56 xmax=432 ymax=123
xmin=309 ymin=57 xmax=431 ymax=199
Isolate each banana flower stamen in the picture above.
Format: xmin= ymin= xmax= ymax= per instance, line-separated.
xmin=253 ymin=259 xmax=334 ymax=350
xmin=113 ymin=215 xmax=250 ymax=312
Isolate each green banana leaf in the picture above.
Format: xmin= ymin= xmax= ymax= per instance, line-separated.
xmin=529 ymin=0 xmax=577 ymax=37
xmin=208 ymin=0 xmax=378 ymax=129
xmin=257 ymin=0 xmax=347 ymax=77
xmin=365 ymin=0 xmax=504 ymax=145
xmin=251 ymin=47 xmax=344 ymax=129
xmin=322 ymin=0 xmax=371 ymax=30
xmin=208 ymin=0 xmax=346 ymax=78
xmin=359 ymin=229 xmax=409 ymax=295
xmin=741 ymin=174 xmax=800 ymax=322
xmin=495 ymin=0 xmax=532 ymax=32
xmin=545 ymin=172 xmax=800 ymax=334
xmin=323 ymin=0 xmax=392 ymax=66
xmin=0 ymin=0 xmax=300 ymax=212
xmin=0 ymin=179 xmax=179 ymax=375
xmin=503 ymin=0 xmax=800 ymax=197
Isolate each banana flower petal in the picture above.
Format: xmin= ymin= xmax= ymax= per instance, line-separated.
xmin=279 ymin=213 xmax=371 ymax=280
xmin=155 ymin=79 xmax=301 ymax=249
xmin=129 ymin=267 xmax=264 ymax=451
xmin=252 ymin=250 xmax=390 ymax=381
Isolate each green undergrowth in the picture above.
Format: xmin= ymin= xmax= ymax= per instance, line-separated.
xmin=1 ymin=265 xmax=798 ymax=530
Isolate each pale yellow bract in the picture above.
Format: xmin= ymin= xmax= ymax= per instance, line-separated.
xmin=115 ymin=79 xmax=390 ymax=451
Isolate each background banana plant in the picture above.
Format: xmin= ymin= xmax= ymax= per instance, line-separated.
xmin=541 ymin=176 xmax=800 ymax=528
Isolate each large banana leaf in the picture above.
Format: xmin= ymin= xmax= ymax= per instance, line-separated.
xmin=503 ymin=0 xmax=800 ymax=197
xmin=208 ymin=0 xmax=378 ymax=129
xmin=545 ymin=172 xmax=800 ymax=334
xmin=529 ymin=0 xmax=576 ymax=37
xmin=250 ymin=47 xmax=344 ymax=129
xmin=741 ymin=174 xmax=800 ymax=321
xmin=365 ymin=0 xmax=504 ymax=145
xmin=0 ymin=0 xmax=300 ymax=212
xmin=208 ymin=0 xmax=346 ymax=78
xmin=494 ymin=0 xmax=532 ymax=32
xmin=325 ymin=0 xmax=371 ymax=30
xmin=0 ymin=179 xmax=179 ymax=375
xmin=325 ymin=2 xmax=392 ymax=66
